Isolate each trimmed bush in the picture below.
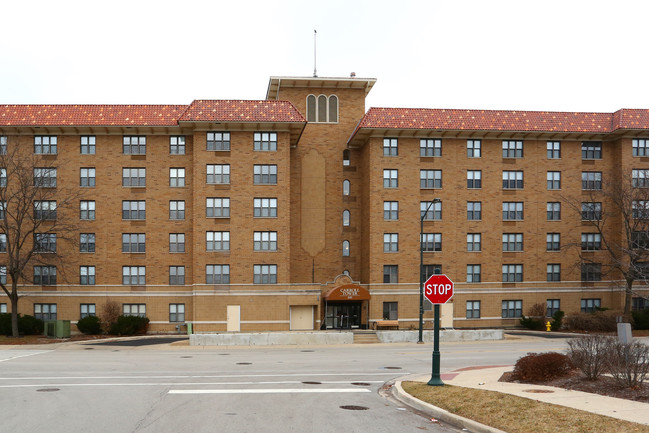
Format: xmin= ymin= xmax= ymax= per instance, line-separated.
xmin=605 ymin=340 xmax=649 ymax=388
xmin=550 ymin=310 xmax=564 ymax=331
xmin=519 ymin=315 xmax=545 ymax=330
xmin=19 ymin=315 xmax=44 ymax=335
xmin=109 ymin=315 xmax=149 ymax=336
xmin=567 ymin=335 xmax=614 ymax=380
xmin=564 ymin=311 xmax=619 ymax=332
xmin=77 ymin=315 xmax=102 ymax=335
xmin=632 ymin=308 xmax=649 ymax=330
xmin=512 ymin=352 xmax=573 ymax=382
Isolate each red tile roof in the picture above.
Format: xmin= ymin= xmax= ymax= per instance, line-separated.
xmin=180 ymin=100 xmax=305 ymax=123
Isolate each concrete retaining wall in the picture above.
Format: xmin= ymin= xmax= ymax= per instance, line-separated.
xmin=377 ymin=329 xmax=504 ymax=343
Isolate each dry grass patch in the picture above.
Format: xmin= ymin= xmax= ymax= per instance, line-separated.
xmin=402 ymin=382 xmax=649 ymax=433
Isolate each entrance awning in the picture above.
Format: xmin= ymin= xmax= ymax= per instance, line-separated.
xmin=323 ymin=284 xmax=370 ymax=301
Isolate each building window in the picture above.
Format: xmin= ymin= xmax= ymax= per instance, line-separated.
xmin=80 ymin=168 xmax=96 ymax=187
xmin=422 ymin=264 xmax=442 ymax=281
xmin=254 ymin=198 xmax=277 ymax=218
xmin=169 ymin=233 xmax=185 ymax=253
xmin=123 ymin=136 xmax=146 ymax=155
xmin=206 ymin=264 xmax=230 ymax=284
xmin=633 ymin=297 xmax=649 ymax=310
xmin=581 ymin=263 xmax=601 ymax=281
xmin=170 ymin=136 xmax=186 ymax=155
xmin=384 ymin=201 xmax=399 ymax=220
xmin=170 ymin=168 xmax=185 ymax=187
xmin=169 ymin=266 xmax=185 ymax=285
xmin=581 ymin=298 xmax=601 ymax=313
xmin=81 ymin=136 xmax=96 ymax=155
xmin=254 ymin=132 xmax=277 ymax=151
xmin=34 ymin=168 xmax=57 ymax=187
xmin=0 ymin=168 xmax=6 ymax=187
xmin=80 ymin=233 xmax=95 ymax=253
xmin=80 ymin=303 xmax=96 ymax=318
xmin=342 ymin=209 xmax=350 ymax=226
xmin=633 ymin=139 xmax=649 ymax=157
xmin=383 ymin=169 xmax=398 ymax=188
xmin=547 ymin=171 xmax=561 ymax=190
xmin=34 ymin=233 xmax=56 ymax=253
xmin=123 ymin=303 xmax=146 ymax=317
xmin=633 ymin=169 xmax=649 ymax=188
xmin=502 ymin=171 xmax=523 ymax=189
xmin=466 ymin=300 xmax=481 ymax=319
xmin=0 ymin=234 xmax=6 ymax=253
xmin=206 ymin=198 xmax=230 ymax=218
xmin=467 ymin=202 xmax=482 ymax=220
xmin=467 ymin=170 xmax=482 ymax=189
xmin=342 ymin=240 xmax=350 ymax=257
xmin=633 ymin=201 xmax=649 ymax=219
xmin=546 ymin=233 xmax=560 ymax=251
xmin=80 ymin=266 xmax=95 ymax=285
xmin=253 ymin=264 xmax=277 ymax=284
xmin=502 ymin=202 xmax=523 ymax=220
xmin=207 ymin=132 xmax=231 ymax=151
xmin=632 ymin=231 xmax=649 ymax=249
xmin=383 ymin=233 xmax=398 ymax=253
xmin=34 ymin=303 xmax=57 ymax=320
xmin=0 ymin=303 xmax=4 ymax=313
xmin=547 ymin=141 xmax=560 ymax=159
xmin=547 ymin=264 xmax=561 ymax=282
xmin=581 ymin=202 xmax=602 ymax=221
xmin=582 ymin=171 xmax=602 ymax=190
xmin=34 ymin=201 xmax=57 ymax=220
xmin=467 ymin=233 xmax=481 ymax=252
xmin=343 ymin=149 xmax=350 ymax=166
xmin=467 ymin=264 xmax=481 ymax=283
xmin=547 ymin=202 xmax=561 ymax=221
xmin=422 ymin=233 xmax=442 ymax=252
xmin=582 ymin=141 xmax=602 ymax=159
xmin=0 ymin=136 xmax=6 ymax=155
xmin=33 ymin=266 xmax=56 ymax=285
xmin=581 ymin=233 xmax=602 ymax=251
xmin=122 ymin=233 xmax=145 ymax=253
xmin=207 ymin=164 xmax=230 ymax=184
xmin=420 ymin=139 xmax=441 ymax=157
xmin=170 ymin=200 xmax=185 ymax=220
xmin=502 ymin=140 xmax=523 ymax=158
xmin=421 ymin=201 xmax=442 ymax=220
xmin=502 ymin=300 xmax=522 ymax=318
xmin=547 ymin=299 xmax=560 ymax=317
xmin=383 ymin=138 xmax=398 ymax=156
xmin=34 ymin=136 xmax=57 ymax=154
xmin=206 ymin=231 xmax=230 ymax=251
xmin=502 ymin=264 xmax=523 ymax=282
xmin=0 ymin=201 xmax=5 ymax=220
xmin=80 ymin=200 xmax=95 ymax=220
xmin=467 ymin=139 xmax=481 ymax=158
xmin=383 ymin=265 xmax=398 ymax=283
xmin=383 ymin=302 xmax=398 ymax=320
xmin=254 ymin=231 xmax=277 ymax=251
xmin=169 ymin=303 xmax=185 ymax=322
xmin=122 ymin=267 xmax=146 ymax=286
xmin=122 ymin=168 xmax=146 ymax=187
xmin=343 ymin=180 xmax=350 ymax=196
xmin=122 ymin=200 xmax=145 ymax=220
xmin=253 ymin=165 xmax=277 ymax=185
xmin=307 ymin=94 xmax=338 ymax=123
xmin=502 ymin=233 xmax=523 ymax=252
xmin=421 ymin=170 xmax=442 ymax=189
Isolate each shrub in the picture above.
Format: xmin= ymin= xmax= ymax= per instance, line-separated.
xmin=550 ymin=310 xmax=564 ymax=331
xmin=100 ymin=300 xmax=121 ymax=334
xmin=564 ymin=310 xmax=619 ymax=332
xmin=527 ymin=303 xmax=546 ymax=317
xmin=632 ymin=308 xmax=649 ymax=330
xmin=0 ymin=313 xmax=11 ymax=335
xmin=605 ymin=340 xmax=649 ymax=388
xmin=19 ymin=315 xmax=44 ymax=335
xmin=77 ymin=315 xmax=102 ymax=335
xmin=109 ymin=315 xmax=149 ymax=336
xmin=519 ymin=315 xmax=545 ymax=330
xmin=512 ymin=352 xmax=574 ymax=382
xmin=566 ymin=335 xmax=615 ymax=380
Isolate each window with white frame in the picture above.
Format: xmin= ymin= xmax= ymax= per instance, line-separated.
xmin=0 ymin=136 xmax=6 ymax=155
xmin=34 ymin=303 xmax=57 ymax=320
xmin=80 ymin=233 xmax=95 ymax=253
xmin=502 ymin=300 xmax=522 ymax=318
xmin=467 ymin=201 xmax=481 ymax=220
xmin=0 ymin=234 xmax=6 ymax=253
xmin=80 ymin=200 xmax=95 ymax=220
xmin=422 ymin=264 xmax=442 ymax=280
xmin=467 ymin=170 xmax=481 ymax=188
xmin=169 ymin=233 xmax=185 ymax=253
xmin=342 ymin=209 xmax=350 ymax=226
xmin=422 ymin=233 xmax=442 ymax=252
xmin=306 ymin=94 xmax=338 ymax=123
xmin=207 ymin=132 xmax=231 ymax=151
xmin=420 ymin=170 xmax=442 ymax=189
xmin=122 ymin=233 xmax=145 ymax=253
xmin=123 ymin=303 xmax=146 ymax=317
xmin=383 ymin=169 xmax=398 ymax=188
xmin=342 ymin=240 xmax=350 ymax=257
xmin=467 ymin=233 xmax=481 ymax=252
xmin=581 ymin=141 xmax=602 ymax=159
xmin=169 ymin=266 xmax=185 ymax=284
xmin=169 ymin=303 xmax=185 ymax=322
xmin=343 ymin=149 xmax=350 ymax=166
xmin=633 ymin=200 xmax=649 ymax=219
xmin=502 ymin=170 xmax=523 ymax=189
xmin=122 ymin=267 xmax=145 ymax=285
xmin=170 ymin=136 xmax=186 ymax=155
xmin=122 ymin=200 xmax=145 ymax=220
xmin=547 ymin=141 xmax=560 ymax=158
xmin=582 ymin=171 xmax=602 ymax=190
xmin=0 ymin=266 xmax=5 ymax=285
xmin=466 ymin=300 xmax=481 ymax=318
xmin=633 ymin=139 xmax=649 ymax=157
xmin=547 ymin=171 xmax=561 ymax=190
xmin=206 ymin=198 xmax=230 ymax=218
xmin=421 ymin=201 xmax=441 ymax=220
xmin=254 ymin=132 xmax=277 ymax=151
xmin=502 ymin=233 xmax=523 ymax=251
xmin=34 ymin=266 xmax=56 ymax=285
xmin=207 ymin=164 xmax=231 ymax=184
xmin=547 ymin=264 xmax=561 ymax=282
xmin=632 ymin=231 xmax=649 ymax=249
xmin=80 ymin=168 xmax=96 ymax=187
xmin=547 ymin=202 xmax=561 ymax=221
xmin=0 ymin=168 xmax=6 ymax=187
xmin=546 ymin=233 xmax=560 ymax=251
xmin=169 ymin=200 xmax=185 ymax=220
xmin=254 ymin=198 xmax=277 ymax=218
xmin=467 ymin=264 xmax=481 ymax=283
xmin=206 ymin=264 xmax=230 ymax=284
xmin=383 ymin=265 xmax=398 ymax=283
xmin=81 ymin=136 xmax=96 ymax=154
xmin=633 ymin=169 xmax=649 ymax=188
xmin=34 ymin=168 xmax=57 ymax=187
xmin=581 ymin=298 xmax=601 ymax=312
xmin=80 ymin=303 xmax=96 ymax=318
xmin=420 ymin=138 xmax=441 ymax=157
xmin=343 ymin=179 xmax=350 ymax=196
xmin=382 ymin=302 xmax=398 ymax=320
xmin=34 ymin=136 xmax=57 ymax=154
xmin=0 ymin=201 xmax=4 ymax=220
xmin=122 ymin=168 xmax=145 ymax=187
xmin=384 ymin=201 xmax=398 ymax=220
xmin=253 ymin=165 xmax=277 ymax=184
xmin=383 ymin=138 xmax=398 ymax=156
xmin=123 ymin=136 xmax=146 ymax=155
xmin=253 ymin=264 xmax=277 ymax=284
xmin=169 ymin=168 xmax=185 ymax=187
xmin=502 ymin=202 xmax=523 ymax=220
xmin=80 ymin=266 xmax=95 ymax=285
xmin=34 ymin=201 xmax=57 ymax=220
xmin=581 ymin=202 xmax=602 ymax=220
xmin=581 ymin=263 xmax=601 ymax=281
xmin=502 ymin=264 xmax=523 ymax=282
xmin=254 ymin=231 xmax=277 ymax=251
xmin=467 ymin=139 xmax=481 ymax=157
xmin=206 ymin=231 xmax=229 ymax=251
xmin=383 ymin=233 xmax=398 ymax=253
xmin=34 ymin=233 xmax=56 ymax=253
xmin=581 ymin=233 xmax=601 ymax=250
xmin=502 ymin=140 xmax=523 ymax=158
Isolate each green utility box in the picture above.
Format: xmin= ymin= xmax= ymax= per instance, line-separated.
xmin=43 ymin=320 xmax=71 ymax=338
xmin=187 ymin=322 xmax=192 ymax=335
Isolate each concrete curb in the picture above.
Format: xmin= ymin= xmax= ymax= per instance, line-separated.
xmin=393 ymin=380 xmax=507 ymax=433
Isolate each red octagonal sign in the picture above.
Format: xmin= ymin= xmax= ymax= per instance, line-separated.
xmin=424 ymin=274 xmax=454 ymax=304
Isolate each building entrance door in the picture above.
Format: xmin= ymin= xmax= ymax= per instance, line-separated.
xmin=325 ymin=302 xmax=361 ymax=329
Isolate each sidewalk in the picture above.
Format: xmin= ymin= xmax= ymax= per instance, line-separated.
xmin=397 ymin=365 xmax=649 ymax=428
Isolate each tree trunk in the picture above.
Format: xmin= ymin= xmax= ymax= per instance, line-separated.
xmin=625 ymin=278 xmax=634 ymax=316
xmin=10 ymin=292 xmax=19 ymax=338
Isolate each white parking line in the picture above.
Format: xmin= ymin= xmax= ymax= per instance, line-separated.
xmin=0 ymin=351 xmax=52 ymax=363
xmin=0 ymin=380 xmax=384 ymax=389
xmin=0 ymin=372 xmax=399 ymax=380
xmin=169 ymin=388 xmax=371 ymax=394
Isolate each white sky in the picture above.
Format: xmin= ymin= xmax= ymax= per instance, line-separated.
xmin=1 ymin=0 xmax=648 ymax=112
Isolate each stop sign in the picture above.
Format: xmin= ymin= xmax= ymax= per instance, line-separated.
xmin=424 ymin=274 xmax=454 ymax=304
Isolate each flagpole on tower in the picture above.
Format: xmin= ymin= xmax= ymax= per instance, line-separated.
xmin=313 ymin=29 xmax=318 ymax=77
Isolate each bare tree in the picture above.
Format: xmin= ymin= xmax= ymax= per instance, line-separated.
xmin=0 ymin=144 xmax=79 ymax=337
xmin=563 ymin=172 xmax=649 ymax=315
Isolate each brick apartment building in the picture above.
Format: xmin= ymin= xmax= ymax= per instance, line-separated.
xmin=1 ymin=75 xmax=648 ymax=332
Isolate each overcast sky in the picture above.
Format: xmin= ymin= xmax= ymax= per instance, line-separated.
xmin=1 ymin=0 xmax=647 ymax=112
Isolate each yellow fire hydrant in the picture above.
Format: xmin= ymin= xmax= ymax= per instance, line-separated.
xmin=546 ymin=321 xmax=552 ymax=332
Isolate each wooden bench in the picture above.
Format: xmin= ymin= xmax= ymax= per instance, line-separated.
xmin=373 ymin=320 xmax=399 ymax=330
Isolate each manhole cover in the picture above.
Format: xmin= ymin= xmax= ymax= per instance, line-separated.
xmin=218 ymin=353 xmax=230 ymax=356
xmin=301 ymin=350 xmax=314 ymax=352
xmin=84 ymin=347 xmax=94 ymax=350
xmin=302 ymin=381 xmax=322 ymax=385
xmin=340 ymin=405 xmax=369 ymax=411
xmin=236 ymin=362 xmax=252 ymax=365
xmin=180 ymin=356 xmax=193 ymax=358
xmin=351 ymin=382 xmax=371 ymax=386
xmin=383 ymin=366 xmax=402 ymax=370
xmin=523 ymin=389 xmax=554 ymax=393
xmin=225 ymin=413 xmax=237 ymax=416
xmin=37 ymin=388 xmax=60 ymax=392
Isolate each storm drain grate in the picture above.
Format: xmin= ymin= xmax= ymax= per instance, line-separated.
xmin=340 ymin=405 xmax=369 ymax=411
xmin=302 ymin=381 xmax=322 ymax=385
xmin=84 ymin=347 xmax=94 ymax=350
xmin=383 ymin=366 xmax=402 ymax=370
xmin=351 ymin=382 xmax=371 ymax=386
xmin=37 ymin=388 xmax=60 ymax=392
xmin=236 ymin=362 xmax=252 ymax=365
xmin=218 ymin=353 xmax=230 ymax=356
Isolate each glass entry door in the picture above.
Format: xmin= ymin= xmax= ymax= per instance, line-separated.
xmin=325 ymin=302 xmax=361 ymax=329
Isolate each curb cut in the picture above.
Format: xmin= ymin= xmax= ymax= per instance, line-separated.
xmin=393 ymin=380 xmax=507 ymax=433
